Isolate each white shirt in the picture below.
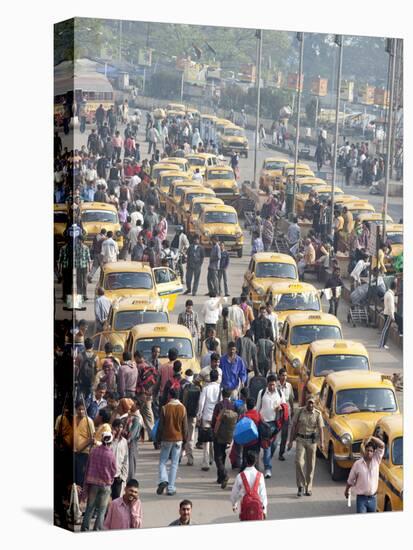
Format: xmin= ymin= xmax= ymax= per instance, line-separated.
xmin=231 ymin=466 xmax=268 ymax=514
xmin=228 ymin=305 xmax=245 ymax=331
xmin=130 ymin=210 xmax=144 ymax=226
xmin=179 ymin=233 xmax=190 ymax=253
xmin=101 ymin=238 xmax=119 ymax=263
xmin=130 ymin=175 xmax=141 ymax=188
xmin=277 ymin=381 xmax=293 ymax=413
xmin=128 ymin=226 xmax=142 ymax=249
xmin=111 ymin=436 xmax=129 ymax=481
xmin=383 ymin=289 xmax=395 ymax=318
xmin=202 ymin=297 xmax=225 ymax=324
xmin=197 ymin=382 xmax=221 ymax=422
xmin=256 ymin=388 xmax=284 ymax=422
xmin=350 ymin=259 xmax=369 ymax=283
xmin=86 ymin=168 xmax=97 ymax=182
xmin=192 ymin=173 xmax=203 ymax=182
xmin=265 ymin=311 xmax=279 ymax=340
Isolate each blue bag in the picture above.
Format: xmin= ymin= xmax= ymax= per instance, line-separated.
xmin=151 ymin=419 xmax=159 ymax=441
xmin=233 ymin=417 xmax=259 ymax=446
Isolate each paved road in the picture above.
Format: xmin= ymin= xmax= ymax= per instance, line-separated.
xmin=56 ymin=118 xmax=403 ymax=527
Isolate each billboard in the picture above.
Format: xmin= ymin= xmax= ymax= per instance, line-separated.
xmin=286 ymin=72 xmax=304 ymax=91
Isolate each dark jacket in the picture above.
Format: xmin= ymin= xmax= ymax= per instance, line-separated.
xmin=251 ymin=316 xmax=273 ymax=343
xmin=187 ymin=244 xmax=205 ymax=268
xmin=209 ymin=243 xmax=221 ymax=270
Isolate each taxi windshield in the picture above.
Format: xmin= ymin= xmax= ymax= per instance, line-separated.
xmin=335 ymin=388 xmax=397 ymax=414
xmin=187 ymin=157 xmax=205 ymax=166
xmin=299 ymin=184 xmax=316 ymax=194
xmin=314 ymin=354 xmax=368 ymax=376
xmin=205 ymin=211 xmax=237 ymax=224
xmin=274 ymin=292 xmax=320 ymax=312
xmin=264 ymin=161 xmax=285 ymax=170
xmin=290 ymin=325 xmax=342 ymax=346
xmin=162 ymin=176 xmax=182 ymax=187
xmin=135 ymin=337 xmax=193 ymax=360
xmin=54 ymin=212 xmax=68 ymax=223
xmin=186 ymin=192 xmax=208 ymax=203
xmin=255 ymin=262 xmax=297 ymax=279
xmin=114 ymin=310 xmax=168 ymax=331
xmin=82 ymin=210 xmax=118 ymax=223
xmin=193 ymin=202 xmax=213 ymax=215
xmin=208 ymin=170 xmax=234 ymax=180
xmin=224 ymin=128 xmax=245 ymax=137
xmin=392 ymin=437 xmax=403 ymax=465
xmin=386 ymin=232 xmax=403 ymax=245
xmin=104 ymin=272 xmax=153 ymax=290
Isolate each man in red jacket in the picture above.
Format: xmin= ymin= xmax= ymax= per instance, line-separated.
xmin=240 ymin=398 xmax=262 ymax=470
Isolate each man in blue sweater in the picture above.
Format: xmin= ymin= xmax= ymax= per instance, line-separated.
xmin=219 ymin=341 xmax=247 ymax=399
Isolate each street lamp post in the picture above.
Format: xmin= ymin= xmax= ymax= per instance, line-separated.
xmin=329 ymin=34 xmax=343 ymax=239
xmin=292 ymin=32 xmax=304 ymax=218
xmin=383 ymin=38 xmax=397 ymax=240
xmin=253 ymin=29 xmax=263 ymax=187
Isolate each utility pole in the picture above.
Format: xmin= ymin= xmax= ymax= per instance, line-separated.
xmin=119 ymin=19 xmax=122 ymax=63
xmin=383 ymin=38 xmax=397 ymax=240
xmin=329 ymin=34 xmax=343 ymax=239
xmin=253 ymin=29 xmax=263 ymax=187
xmin=180 ymin=71 xmax=184 ymax=101
xmin=292 ymin=32 xmax=304 ymax=218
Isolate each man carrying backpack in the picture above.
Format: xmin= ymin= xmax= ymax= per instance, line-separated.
xmin=211 ymin=388 xmax=238 ymax=488
xmin=181 ymin=369 xmax=201 ymax=466
xmin=256 ymin=374 xmax=285 ymax=479
xmin=230 ymin=451 xmax=267 ymax=521
xmin=135 ymin=350 xmax=158 ymax=440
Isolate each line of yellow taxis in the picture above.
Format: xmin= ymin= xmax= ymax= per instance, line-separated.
xmin=242 ymin=250 xmax=403 ymax=509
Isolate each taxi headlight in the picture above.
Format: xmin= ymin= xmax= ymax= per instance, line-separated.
xmin=292 ymin=358 xmax=301 ymax=369
xmin=340 ymin=433 xmax=352 ymax=446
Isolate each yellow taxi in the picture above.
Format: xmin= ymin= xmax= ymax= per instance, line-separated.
xmin=80 ymin=202 xmax=123 ymax=248
xmin=200 ymin=113 xmax=218 ymax=126
xmin=374 ymin=414 xmax=403 ymax=512
xmin=185 ymin=196 xmax=224 ymax=236
xmin=341 ymin=200 xmax=376 ymax=218
xmin=159 ymin=157 xmax=193 ymax=177
xmin=281 ymin=163 xmax=315 ymax=187
xmin=156 ymin=170 xmax=189 ymax=209
xmin=264 ymin=281 xmax=321 ymax=325
xmin=332 ymin=194 xmax=362 ymax=207
xmin=204 ymin=165 xmax=240 ymax=201
xmin=186 ymin=107 xmax=200 ymax=118
xmin=165 ymin=179 xmax=203 ymax=223
xmin=296 ymin=185 xmax=345 ymax=216
xmin=124 ymin=323 xmax=200 ymax=373
xmin=196 ymin=203 xmax=244 ymax=256
xmin=385 ymin=223 xmax=403 ymax=259
xmin=259 ymin=157 xmax=290 ymax=190
xmin=297 ymin=339 xmax=370 ymax=405
xmin=151 ymin=162 xmax=182 ymax=183
xmin=218 ymin=125 xmax=249 ymax=157
xmin=167 ymin=102 xmax=186 ymax=112
xmin=177 ymin=186 xmax=216 ymax=226
xmin=292 ymin=179 xmax=329 ymax=215
xmin=357 ymin=212 xmax=394 ymax=225
xmin=185 ymin=152 xmax=218 ymax=177
xmin=242 ymin=253 xmax=298 ymax=310
xmin=92 ymin=330 xmax=128 ymax=362
xmin=215 ymin=118 xmax=236 ymax=136
xmin=104 ymin=297 xmax=170 ymax=332
xmin=276 ymin=313 xmax=343 ymax=393
xmin=54 ymin=203 xmax=68 ymax=245
xmin=96 ymin=261 xmax=183 ymax=311
xmin=316 ymin=371 xmax=400 ymax=480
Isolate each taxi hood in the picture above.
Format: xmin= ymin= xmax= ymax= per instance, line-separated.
xmin=338 ymin=413 xmax=393 ymax=441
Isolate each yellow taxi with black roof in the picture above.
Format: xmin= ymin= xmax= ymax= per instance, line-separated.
xmin=196 ymin=203 xmax=244 ymax=256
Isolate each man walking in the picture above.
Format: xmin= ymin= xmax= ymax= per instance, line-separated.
xmin=256 ymin=374 xmax=284 ymax=478
xmin=181 ymin=369 xmax=201 ymax=466
xmin=81 ymin=432 xmax=117 ymax=531
xmin=207 ymin=236 xmax=221 ymax=295
xmin=220 ymin=342 xmax=248 ymax=399
xmin=345 ymin=436 xmax=385 ymax=513
xmin=277 ymin=368 xmax=294 ymax=460
xmin=110 ymin=419 xmax=129 ymax=500
xmin=287 ymin=395 xmax=324 ymax=496
xmin=325 ymin=267 xmax=343 ymax=316
xmin=185 ymin=235 xmax=205 ymax=296
xmin=89 ymin=228 xmax=107 ymax=282
xmin=104 ymin=478 xmax=143 ymax=529
xmin=94 ymin=287 xmax=112 ymax=332
xmin=177 ymin=299 xmax=200 ymax=353
xmin=218 ymin=241 xmax=230 ymax=296
xmin=211 ymin=387 xmax=238 ymax=488
xmin=379 ymin=281 xmax=396 ymax=350
xmin=197 ymin=369 xmax=221 ymax=471
xmin=231 ymin=451 xmax=267 ymax=521
xmin=156 ymin=388 xmax=188 ymax=496
xmin=101 ymin=231 xmax=119 ymax=264
xmin=117 ymin=351 xmax=138 ymax=398
xmin=75 ymin=237 xmax=92 ymax=300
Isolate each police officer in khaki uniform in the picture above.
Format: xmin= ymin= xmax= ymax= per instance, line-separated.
xmin=287 ymin=395 xmax=324 ymax=496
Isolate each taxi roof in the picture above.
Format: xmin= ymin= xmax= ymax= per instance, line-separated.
xmin=158 ymin=169 xmax=187 ymax=178
xmin=201 ymin=204 xmax=237 ymax=214
xmin=357 ymin=212 xmax=393 ymax=222
xmin=386 ymin=223 xmax=403 ymax=232
xmin=161 ymin=157 xmax=190 ymax=165
xmin=185 ymin=153 xmax=216 ymax=160
xmin=314 ymin=186 xmax=344 ymax=194
xmin=375 ymin=414 xmax=403 ymax=437
xmin=129 ymin=322 xmax=193 ymax=339
xmin=285 ymin=163 xmax=311 ymax=170
xmin=80 ymin=202 xmax=117 ymax=212
xmin=309 ymin=339 xmax=368 ymax=356
xmin=167 ymin=103 xmax=185 ymax=110
xmin=253 ymin=252 xmax=296 ymax=265
xmin=206 ymin=165 xmax=234 ymax=172
xmin=224 ymin=125 xmax=245 ymax=132
xmin=182 ymin=186 xmax=212 ymax=197
xmin=112 ymin=296 xmax=166 ymax=312
xmin=191 ymin=196 xmax=224 ymax=206
xmin=344 ymin=201 xmax=375 ymax=210
xmin=200 ymin=114 xmax=218 ymax=121
xmin=215 ymin=118 xmax=234 ymax=126
xmin=297 ymin=177 xmax=327 ymax=185
xmin=172 ymin=180 xmax=203 ymax=191
xmin=335 ymin=194 xmax=361 ymax=203
xmin=102 ymin=261 xmax=152 ymax=274
xmin=263 ymin=157 xmax=290 ymax=164
xmin=54 ymin=204 xmax=67 ymax=211
xmin=325 ymin=370 xmax=394 ymax=391
xmin=153 ymin=162 xmax=178 ymax=171
xmin=285 ymin=312 xmax=342 ymax=327
xmin=267 ymin=281 xmax=318 ymax=294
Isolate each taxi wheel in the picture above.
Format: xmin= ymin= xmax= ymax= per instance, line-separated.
xmin=329 ymin=445 xmax=346 ymax=481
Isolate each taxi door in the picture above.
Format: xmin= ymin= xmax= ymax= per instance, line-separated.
xmin=298 ymin=348 xmax=312 ymax=406
xmin=153 ymin=267 xmax=184 ymax=311
xmin=243 ymin=258 xmax=255 ymax=294
xmin=92 ymin=331 xmax=128 ymax=364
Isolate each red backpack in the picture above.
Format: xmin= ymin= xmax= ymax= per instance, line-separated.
xmin=239 ymin=472 xmax=264 ymax=521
